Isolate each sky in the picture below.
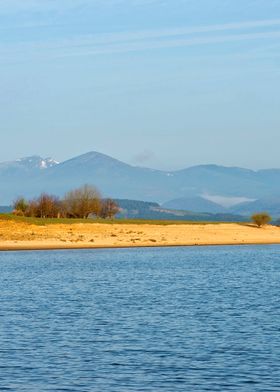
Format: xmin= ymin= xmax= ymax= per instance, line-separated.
xmin=1 ymin=0 xmax=280 ymax=170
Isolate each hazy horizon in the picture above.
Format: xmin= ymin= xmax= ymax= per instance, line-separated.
xmin=1 ymin=0 xmax=280 ymax=170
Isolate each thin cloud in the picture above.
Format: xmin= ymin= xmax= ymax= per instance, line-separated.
xmin=132 ymin=150 xmax=156 ymax=165
xmin=56 ymin=30 xmax=280 ymax=58
xmin=78 ymin=18 xmax=280 ymax=45
xmin=0 ymin=0 xmax=90 ymax=11
xmin=25 ymin=18 xmax=280 ymax=50
xmin=1 ymin=18 xmax=280 ymax=61
xmin=0 ymin=0 xmax=165 ymax=13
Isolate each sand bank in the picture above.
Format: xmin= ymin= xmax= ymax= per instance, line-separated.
xmin=0 ymin=220 xmax=280 ymax=251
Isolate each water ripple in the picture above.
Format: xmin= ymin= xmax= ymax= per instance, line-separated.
xmin=0 ymin=245 xmax=280 ymax=391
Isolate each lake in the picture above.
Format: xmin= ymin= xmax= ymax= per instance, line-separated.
xmin=0 ymin=245 xmax=280 ymax=391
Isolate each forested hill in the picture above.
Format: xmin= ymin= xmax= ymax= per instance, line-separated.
xmin=115 ymin=199 xmax=247 ymax=222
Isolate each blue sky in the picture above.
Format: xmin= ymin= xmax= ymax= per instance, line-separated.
xmin=1 ymin=0 xmax=280 ymax=169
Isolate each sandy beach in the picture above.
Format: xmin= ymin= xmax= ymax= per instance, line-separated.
xmin=0 ymin=219 xmax=280 ymax=251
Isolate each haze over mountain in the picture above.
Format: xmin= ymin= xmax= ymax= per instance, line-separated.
xmin=162 ymin=197 xmax=227 ymax=214
xmin=1 ymin=151 xmax=280 ymax=217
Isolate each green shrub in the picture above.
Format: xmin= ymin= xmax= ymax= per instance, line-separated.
xmin=13 ymin=197 xmax=28 ymax=214
xmin=251 ymin=212 xmax=272 ymax=227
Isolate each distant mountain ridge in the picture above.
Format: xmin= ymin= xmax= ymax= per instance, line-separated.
xmin=1 ymin=151 xmax=280 ymax=217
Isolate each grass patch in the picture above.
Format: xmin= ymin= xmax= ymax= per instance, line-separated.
xmin=0 ymin=213 xmax=245 ymax=226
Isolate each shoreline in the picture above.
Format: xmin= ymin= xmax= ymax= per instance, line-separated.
xmin=1 ymin=241 xmax=280 ymax=252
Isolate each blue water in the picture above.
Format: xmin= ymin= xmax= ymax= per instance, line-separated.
xmin=0 ymin=246 xmax=280 ymax=391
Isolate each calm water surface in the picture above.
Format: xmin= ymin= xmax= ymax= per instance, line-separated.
xmin=0 ymin=245 xmax=280 ymax=391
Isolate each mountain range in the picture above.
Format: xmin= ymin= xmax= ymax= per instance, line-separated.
xmin=1 ymin=151 xmax=280 ymax=217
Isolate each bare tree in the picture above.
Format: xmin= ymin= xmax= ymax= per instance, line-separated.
xmin=25 ymin=199 xmax=40 ymax=217
xmin=12 ymin=184 xmax=108 ymax=220
xmin=63 ymin=184 xmax=101 ymax=218
xmin=24 ymin=194 xmax=60 ymax=218
xmin=37 ymin=193 xmax=60 ymax=218
xmin=100 ymin=199 xmax=119 ymax=219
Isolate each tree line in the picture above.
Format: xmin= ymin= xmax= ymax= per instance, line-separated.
xmin=13 ymin=184 xmax=119 ymax=219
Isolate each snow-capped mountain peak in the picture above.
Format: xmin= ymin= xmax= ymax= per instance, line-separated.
xmin=39 ymin=158 xmax=60 ymax=169
xmin=14 ymin=156 xmax=59 ymax=170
